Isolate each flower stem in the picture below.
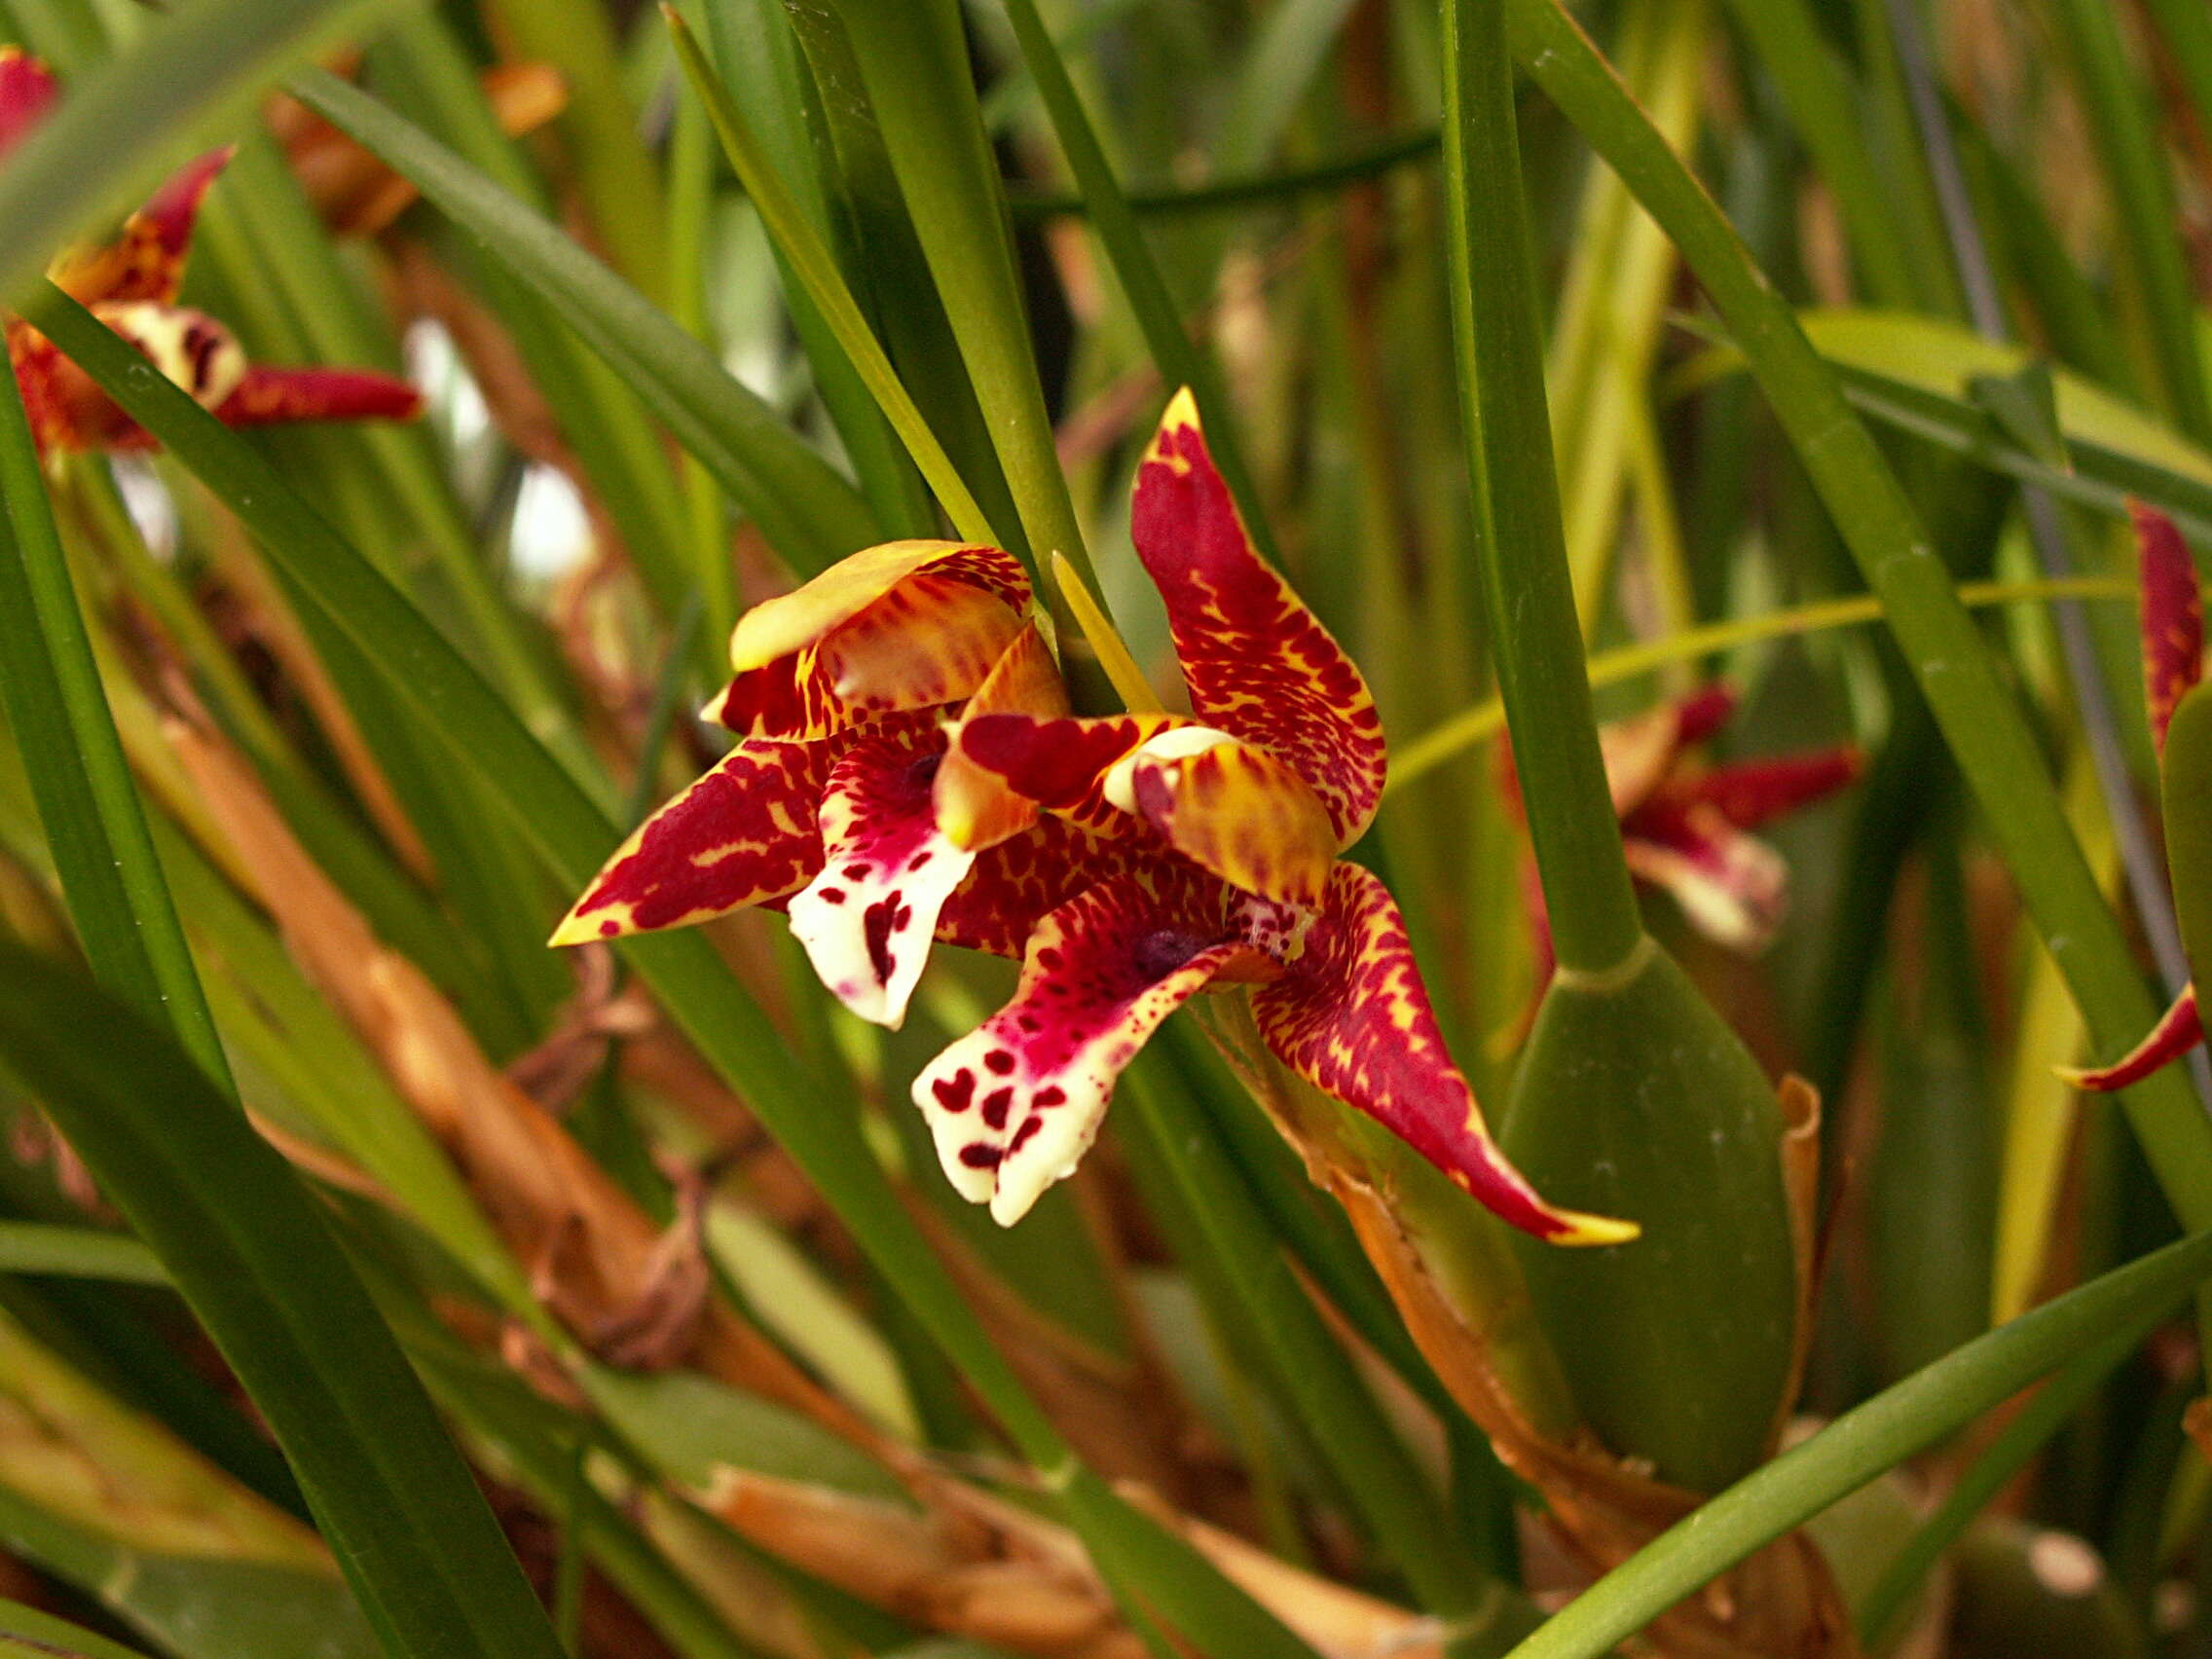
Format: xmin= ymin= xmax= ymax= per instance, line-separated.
xmin=1440 ymin=0 xmax=1644 ymax=977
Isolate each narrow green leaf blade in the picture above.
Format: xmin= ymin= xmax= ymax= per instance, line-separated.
xmin=0 ymin=943 xmax=568 ymax=1659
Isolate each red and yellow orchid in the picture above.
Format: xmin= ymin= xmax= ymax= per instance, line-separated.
xmin=1 ymin=51 xmax=422 ymax=455
xmin=1508 ymin=683 xmax=1862 ymax=985
xmin=2067 ymin=502 xmax=2205 ymax=1092
xmin=551 ymin=536 xmax=1101 ymax=1029
xmin=555 ymin=392 xmax=1630 ymax=1247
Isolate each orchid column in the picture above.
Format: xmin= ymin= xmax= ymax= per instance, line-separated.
xmin=1442 ymin=0 xmax=1802 ymax=1493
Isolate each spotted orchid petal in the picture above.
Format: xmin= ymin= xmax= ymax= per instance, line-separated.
xmin=935 ymin=623 xmax=1067 ymax=853
xmin=706 ymin=541 xmax=1031 ymax=741
xmin=552 ymin=739 xmax=839 ymax=945
xmin=2063 ymin=984 xmax=2203 ymax=1092
xmin=1619 ymin=802 xmax=1788 ymax=951
xmin=1132 ymin=389 xmax=1386 ymax=843
xmin=2135 ymin=500 xmax=2202 ymax=756
xmin=0 ymin=49 xmax=55 ymax=158
xmin=53 ymin=147 xmax=232 ymax=307
xmin=788 ymin=729 xmax=977 ymax=1029
xmin=956 ymin=711 xmax=1336 ymax=904
xmin=214 ymin=364 xmax=424 ymax=428
xmin=1252 ymin=864 xmax=1636 ymax=1246
xmin=912 ymin=867 xmax=1267 ymax=1226
xmin=932 ymin=814 xmax=1121 ymax=962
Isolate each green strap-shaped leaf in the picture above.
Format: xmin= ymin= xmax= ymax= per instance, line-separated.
xmin=0 ymin=943 xmax=567 ymax=1659
xmin=1502 ymin=1225 xmax=2212 ymax=1659
xmin=288 ymin=69 xmax=877 ymax=577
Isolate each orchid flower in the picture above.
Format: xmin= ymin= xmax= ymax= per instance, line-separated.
xmin=553 ymin=538 xmax=1104 ymax=1030
xmin=555 ymin=393 xmax=1625 ymax=1248
xmin=2067 ymin=502 xmax=2205 ymax=1092
xmin=1509 ymin=683 xmax=1862 ymax=985
xmin=1 ymin=51 xmax=421 ymax=455
xmin=913 ymin=392 xmax=1633 ymax=1243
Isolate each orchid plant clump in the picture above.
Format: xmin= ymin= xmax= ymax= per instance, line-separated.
xmin=560 ymin=390 xmax=1632 ymax=1243
xmin=14 ymin=5 xmax=2212 ymax=1659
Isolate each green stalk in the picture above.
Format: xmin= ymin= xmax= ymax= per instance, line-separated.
xmin=2044 ymin=0 xmax=2212 ymax=441
xmin=1118 ymin=1062 xmax=1509 ymax=1624
xmin=665 ymin=12 xmax=998 ymax=547
xmin=993 ymin=0 xmax=1278 ymax=563
xmin=1713 ymin=0 xmax=1923 ymax=308
xmin=1504 ymin=1227 xmax=2212 ymax=1659
xmin=0 ymin=1220 xmax=166 ymax=1284
xmin=1441 ymin=0 xmax=1641 ymax=976
xmin=1855 ymin=1325 xmax=2141 ymax=1649
xmin=1503 ymin=0 xmax=2212 ymax=1229
xmin=0 ymin=360 xmax=230 ymax=1091
xmin=827 ymin=0 xmax=1092 ymax=593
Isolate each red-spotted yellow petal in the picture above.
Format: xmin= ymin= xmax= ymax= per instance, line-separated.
xmin=2135 ymin=500 xmax=2202 ymax=756
xmin=727 ymin=540 xmax=1029 ymax=672
xmin=787 ymin=730 xmax=977 ymax=1029
xmin=936 ymin=623 xmax=1068 ymax=852
xmin=552 ymin=739 xmax=836 ymax=944
xmin=0 ymin=50 xmax=56 ymax=160
xmin=1252 ymin=864 xmax=1637 ymax=1246
xmin=1620 ymin=801 xmax=1788 ymax=951
xmin=2062 ymin=984 xmax=2203 ymax=1092
xmin=912 ymin=869 xmax=1262 ymax=1225
xmin=213 ymin=364 xmax=424 ymax=428
xmin=1132 ymin=389 xmax=1385 ymax=843
xmin=708 ymin=541 xmax=1032 ymax=741
xmin=1126 ymin=738 xmax=1336 ymax=909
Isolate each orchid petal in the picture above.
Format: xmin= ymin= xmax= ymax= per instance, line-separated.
xmin=552 ymin=740 xmax=835 ymax=944
xmin=933 ymin=815 xmax=1121 ymax=962
xmin=54 ymin=146 xmax=232 ymax=307
xmin=955 ymin=711 xmax=1189 ymax=829
xmin=0 ymin=50 xmax=56 ymax=160
xmin=1677 ymin=747 xmax=1863 ymax=830
xmin=912 ymin=869 xmax=1260 ymax=1225
xmin=1132 ymin=389 xmax=1385 ymax=842
xmin=1252 ymin=864 xmax=1636 ymax=1246
xmin=956 ymin=709 xmax=1332 ymax=903
xmin=727 ymin=540 xmax=1029 ymax=673
xmin=1620 ymin=802 xmax=1788 ymax=951
xmin=708 ymin=541 xmax=1031 ymax=742
xmin=788 ymin=731 xmax=977 ymax=1029
xmin=1128 ymin=739 xmax=1336 ymax=908
xmin=936 ymin=623 xmax=1067 ymax=852
xmin=2062 ymin=984 xmax=2203 ymax=1092
xmin=2135 ymin=500 xmax=2202 ymax=756
xmin=212 ymin=364 xmax=424 ymax=428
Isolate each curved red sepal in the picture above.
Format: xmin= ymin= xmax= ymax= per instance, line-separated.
xmin=2134 ymin=500 xmax=2202 ymax=756
xmin=2064 ymin=984 xmax=2203 ymax=1092
xmin=1252 ymin=864 xmax=1636 ymax=1246
xmin=553 ymin=740 xmax=836 ymax=944
xmin=214 ymin=365 xmax=424 ymax=427
xmin=1132 ymin=390 xmax=1385 ymax=843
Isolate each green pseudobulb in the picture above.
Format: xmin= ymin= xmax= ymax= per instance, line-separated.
xmin=1501 ymin=941 xmax=1798 ymax=1493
